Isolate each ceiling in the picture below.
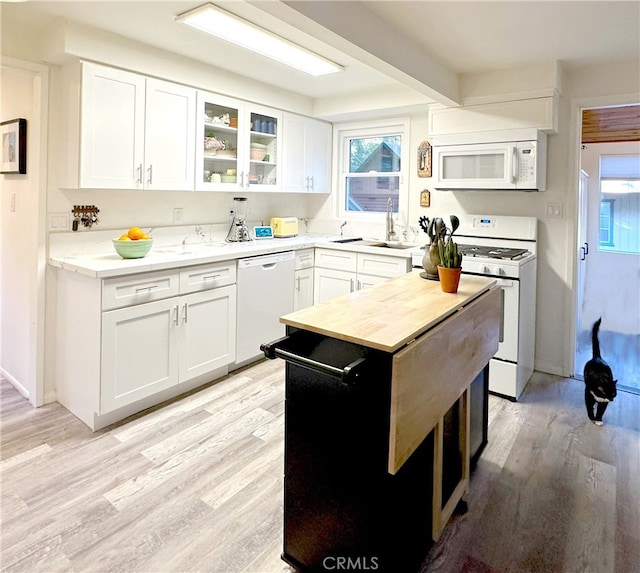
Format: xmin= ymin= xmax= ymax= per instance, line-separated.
xmin=3 ymin=1 xmax=640 ymax=103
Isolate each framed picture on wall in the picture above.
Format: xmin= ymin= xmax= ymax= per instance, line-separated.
xmin=1 ymin=118 xmax=27 ymax=174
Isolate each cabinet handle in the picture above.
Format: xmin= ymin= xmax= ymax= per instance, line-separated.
xmin=173 ymin=305 xmax=179 ymax=326
xmin=183 ymin=302 xmax=188 ymax=323
xmin=135 ymin=285 xmax=158 ymax=293
xmin=203 ymin=274 xmax=221 ymax=281
xmin=137 ymin=164 xmax=143 ymax=185
xmin=148 ymin=164 xmax=153 ymax=185
xmin=349 ymin=278 xmax=354 ymax=292
xmin=357 ymin=280 xmax=361 ymax=290
xmin=296 ymin=276 xmax=301 ymax=291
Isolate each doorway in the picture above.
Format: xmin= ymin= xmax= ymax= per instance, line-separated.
xmin=576 ymin=132 xmax=640 ymax=392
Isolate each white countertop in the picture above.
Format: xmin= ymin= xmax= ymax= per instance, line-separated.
xmin=49 ymin=230 xmax=422 ymax=278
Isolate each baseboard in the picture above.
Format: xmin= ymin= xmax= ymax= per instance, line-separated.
xmin=0 ymin=367 xmax=31 ymax=402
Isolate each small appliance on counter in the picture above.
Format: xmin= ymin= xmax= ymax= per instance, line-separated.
xmin=270 ymin=217 xmax=298 ymax=238
xmin=226 ymin=197 xmax=252 ymax=242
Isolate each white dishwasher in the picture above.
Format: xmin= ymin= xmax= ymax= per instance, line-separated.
xmin=235 ymin=251 xmax=295 ymax=364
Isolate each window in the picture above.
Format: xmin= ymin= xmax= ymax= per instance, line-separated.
xmin=599 ymin=200 xmax=614 ymax=247
xmin=335 ymin=119 xmax=409 ymax=219
xmin=599 ymin=154 xmax=640 ymax=254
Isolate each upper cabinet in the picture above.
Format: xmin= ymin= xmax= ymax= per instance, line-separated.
xmin=196 ymin=91 xmax=282 ymax=192
xmin=68 ymin=62 xmax=196 ymax=190
xmin=282 ymin=113 xmax=332 ymax=193
xmin=64 ymin=62 xmax=330 ymax=194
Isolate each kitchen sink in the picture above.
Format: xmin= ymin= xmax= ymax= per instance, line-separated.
xmin=331 ymin=238 xmax=418 ymax=250
xmin=367 ymin=241 xmax=418 ymax=250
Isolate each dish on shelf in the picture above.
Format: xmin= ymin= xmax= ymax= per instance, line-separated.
xmin=221 ymin=175 xmax=237 ymax=183
xmin=250 ymin=148 xmax=267 ymax=160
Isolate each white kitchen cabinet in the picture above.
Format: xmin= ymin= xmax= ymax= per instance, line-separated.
xmin=314 ymin=267 xmax=355 ymax=303
xmin=54 ymin=260 xmax=237 ymax=430
xmin=70 ymin=62 xmax=196 ymax=190
xmin=282 ymin=113 xmax=332 ymax=193
xmin=178 ymin=285 xmax=236 ymax=380
xmin=144 ymin=77 xmax=196 ymax=191
xmin=313 ymin=248 xmax=410 ymax=304
xmin=294 ymin=268 xmax=314 ymax=310
xmin=196 ymin=90 xmax=282 ymax=192
xmin=101 ymin=297 xmax=179 ymax=413
xmin=294 ymin=248 xmax=315 ymax=310
xmin=101 ymin=284 xmax=236 ymax=414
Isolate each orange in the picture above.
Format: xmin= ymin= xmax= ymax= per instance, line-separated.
xmin=127 ymin=226 xmax=147 ymax=240
xmin=118 ymin=234 xmax=131 ymax=241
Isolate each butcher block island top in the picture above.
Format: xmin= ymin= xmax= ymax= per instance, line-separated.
xmin=280 ymin=270 xmax=497 ymax=353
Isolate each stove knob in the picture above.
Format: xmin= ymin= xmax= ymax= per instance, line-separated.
xmin=498 ymin=267 xmax=506 ymax=276
xmin=483 ymin=265 xmax=490 ymax=274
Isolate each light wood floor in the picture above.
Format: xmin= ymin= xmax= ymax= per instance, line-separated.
xmin=1 ymin=363 xmax=638 ymax=572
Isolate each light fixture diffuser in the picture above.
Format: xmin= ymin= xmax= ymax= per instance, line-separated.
xmin=176 ymin=3 xmax=343 ymax=76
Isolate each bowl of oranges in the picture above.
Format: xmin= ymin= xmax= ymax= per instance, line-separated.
xmin=113 ymin=227 xmax=153 ymax=259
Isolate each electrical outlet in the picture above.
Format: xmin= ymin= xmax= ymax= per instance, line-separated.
xmin=49 ymin=212 xmax=70 ymax=230
xmin=173 ymin=208 xmax=184 ymax=224
xmin=545 ymin=203 xmax=563 ymax=218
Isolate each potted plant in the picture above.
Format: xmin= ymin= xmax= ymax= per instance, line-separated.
xmin=418 ymin=215 xmax=460 ymax=281
xmin=437 ymin=223 xmax=463 ymax=293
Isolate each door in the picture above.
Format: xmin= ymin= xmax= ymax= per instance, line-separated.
xmin=196 ymin=90 xmax=244 ymax=191
xmin=179 ymin=286 xmax=236 ymax=380
xmin=357 ymin=273 xmax=387 ymax=291
xmin=307 ymin=118 xmax=332 ymax=193
xmin=80 ymin=62 xmax=145 ymax=189
xmin=145 ymin=78 xmax=196 ymax=190
xmin=576 ymin=141 xmax=640 ymax=391
xmin=282 ymin=113 xmax=307 ymax=193
xmin=313 ymin=267 xmax=354 ymax=303
xmin=101 ymin=298 xmax=179 ymax=413
xmin=294 ymin=268 xmax=314 ymax=310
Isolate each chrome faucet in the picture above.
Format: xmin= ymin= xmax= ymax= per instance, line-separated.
xmin=386 ymin=197 xmax=396 ymax=241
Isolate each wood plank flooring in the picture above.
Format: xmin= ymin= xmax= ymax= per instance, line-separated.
xmin=1 ymin=363 xmax=639 ymax=572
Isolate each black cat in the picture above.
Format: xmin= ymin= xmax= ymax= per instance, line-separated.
xmin=583 ymin=318 xmax=617 ymax=426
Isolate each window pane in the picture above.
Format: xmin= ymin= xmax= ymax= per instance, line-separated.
xmin=345 ymin=176 xmax=399 ymax=212
xmin=598 ymin=154 xmax=640 ymax=254
xmin=349 ymin=136 xmax=401 ymax=173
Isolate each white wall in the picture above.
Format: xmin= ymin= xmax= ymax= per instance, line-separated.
xmin=0 ymin=61 xmax=48 ymax=405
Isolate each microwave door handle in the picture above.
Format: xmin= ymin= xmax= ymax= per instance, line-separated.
xmin=512 ymin=146 xmax=518 ymax=182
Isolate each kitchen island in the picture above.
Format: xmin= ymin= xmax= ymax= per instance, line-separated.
xmin=262 ymin=271 xmax=500 ymax=572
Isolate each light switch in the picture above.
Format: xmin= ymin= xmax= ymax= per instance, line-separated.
xmin=546 ymin=203 xmax=563 ymax=218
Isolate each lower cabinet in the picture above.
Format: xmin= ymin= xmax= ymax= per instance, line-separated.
xmin=54 ymin=260 xmax=236 ymax=430
xmin=294 ymin=268 xmax=314 ymax=310
xmin=100 ymin=285 xmax=236 ymax=413
xmin=294 ymin=248 xmax=315 ymax=310
xmin=313 ymin=248 xmax=410 ymax=304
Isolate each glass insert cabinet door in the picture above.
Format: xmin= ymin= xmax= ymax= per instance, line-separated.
xmin=196 ymin=91 xmax=281 ymax=192
xmin=201 ymin=96 xmax=240 ymax=189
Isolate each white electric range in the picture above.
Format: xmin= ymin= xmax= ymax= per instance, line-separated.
xmin=411 ymin=215 xmax=537 ymax=400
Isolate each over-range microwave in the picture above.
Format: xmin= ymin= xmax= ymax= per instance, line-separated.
xmin=432 ymin=129 xmax=547 ymax=191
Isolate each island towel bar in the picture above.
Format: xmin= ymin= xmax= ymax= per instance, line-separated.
xmin=261 ymin=336 xmax=368 ymax=384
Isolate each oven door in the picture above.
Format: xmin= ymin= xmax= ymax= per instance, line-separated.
xmin=494 ymin=278 xmax=519 ymax=362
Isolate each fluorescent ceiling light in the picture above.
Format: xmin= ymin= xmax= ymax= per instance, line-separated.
xmin=176 ymin=3 xmax=343 ymax=76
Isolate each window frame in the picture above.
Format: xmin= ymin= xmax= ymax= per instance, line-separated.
xmin=333 ymin=117 xmax=410 ymax=222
